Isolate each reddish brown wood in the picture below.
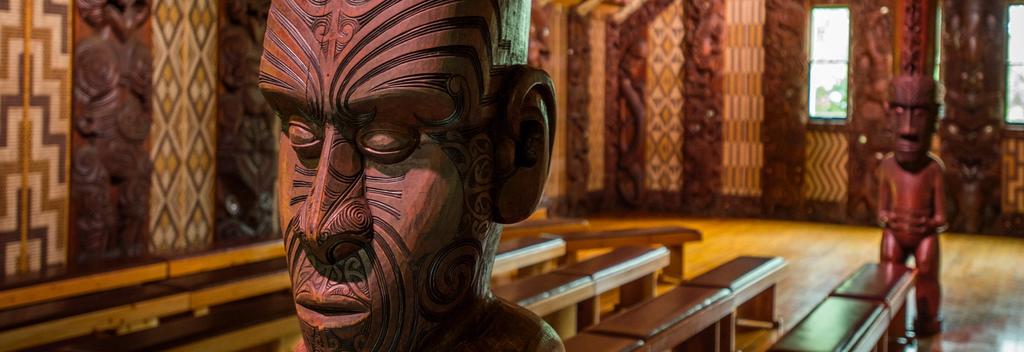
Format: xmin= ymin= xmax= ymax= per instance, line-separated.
xmin=761 ymin=0 xmax=808 ymax=218
xmin=847 ymin=0 xmax=896 ymax=224
xmin=70 ymin=0 xmax=154 ymax=264
xmin=259 ymin=1 xmax=560 ymax=350
xmin=897 ymin=0 xmax=938 ymax=77
xmin=564 ymin=8 xmax=592 ymax=216
xmin=939 ymin=1 xmax=1005 ymax=233
xmin=216 ymin=0 xmax=276 ymax=243
xmin=604 ymin=10 xmax=649 ymax=209
xmin=878 ymin=74 xmax=945 ymax=336
xmin=682 ymin=0 xmax=725 ymax=214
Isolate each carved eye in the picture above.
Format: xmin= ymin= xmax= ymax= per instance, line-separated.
xmin=288 ymin=121 xmax=322 ymax=162
xmin=357 ymin=128 xmax=418 ymax=164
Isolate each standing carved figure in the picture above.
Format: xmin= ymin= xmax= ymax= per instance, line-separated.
xmin=258 ymin=1 xmax=560 ymax=351
xmin=71 ymin=0 xmax=153 ymax=263
xmin=878 ymin=74 xmax=945 ymax=336
xmin=616 ymin=41 xmax=647 ymax=207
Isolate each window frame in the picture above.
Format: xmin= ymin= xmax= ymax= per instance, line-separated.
xmin=806 ymin=5 xmax=853 ymax=123
xmin=1006 ymin=2 xmax=1024 ymax=125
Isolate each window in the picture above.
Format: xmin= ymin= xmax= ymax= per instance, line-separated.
xmin=808 ymin=7 xmax=851 ymax=120
xmin=935 ymin=6 xmax=945 ymax=118
xmin=1007 ymin=4 xmax=1024 ymax=123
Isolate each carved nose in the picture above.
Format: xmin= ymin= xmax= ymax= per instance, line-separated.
xmin=299 ymin=126 xmax=373 ymax=265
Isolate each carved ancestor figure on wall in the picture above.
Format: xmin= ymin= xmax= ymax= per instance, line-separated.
xmin=878 ymin=74 xmax=945 ymax=336
xmin=615 ymin=40 xmax=647 ymax=207
xmin=71 ymin=0 xmax=153 ymax=263
xmin=258 ymin=1 xmax=560 ymax=350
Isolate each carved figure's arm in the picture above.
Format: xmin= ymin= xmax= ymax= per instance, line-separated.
xmin=877 ymin=166 xmax=893 ymax=227
xmin=931 ymin=164 xmax=948 ymax=233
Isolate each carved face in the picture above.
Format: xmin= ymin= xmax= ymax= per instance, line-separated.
xmin=259 ymin=1 xmax=541 ymax=350
xmin=888 ymin=75 xmax=937 ymax=169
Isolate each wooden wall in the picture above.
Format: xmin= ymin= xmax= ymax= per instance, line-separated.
xmin=550 ymin=0 xmax=1024 ymax=236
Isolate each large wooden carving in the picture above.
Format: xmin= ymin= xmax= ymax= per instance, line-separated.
xmin=761 ymin=0 xmax=807 ymax=218
xmin=681 ymin=0 xmax=724 ymax=213
xmin=564 ymin=8 xmax=591 ymax=216
xmin=603 ymin=0 xmax=672 ymax=210
xmin=70 ymin=0 xmax=153 ymax=263
xmin=259 ymin=1 xmax=560 ymax=350
xmin=847 ymin=0 xmax=895 ymax=223
xmin=940 ymin=1 xmax=1004 ymax=233
xmin=216 ymin=0 xmax=276 ymax=243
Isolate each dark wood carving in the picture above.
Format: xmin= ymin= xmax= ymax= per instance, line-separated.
xmin=216 ymin=0 xmax=276 ymax=243
xmin=70 ymin=0 xmax=153 ymax=263
xmin=898 ymin=0 xmax=937 ymax=77
xmin=681 ymin=0 xmax=724 ymax=214
xmin=603 ymin=0 xmax=672 ymax=210
xmin=878 ymin=74 xmax=944 ymax=335
xmin=762 ymin=0 xmax=808 ymax=218
xmin=564 ymin=8 xmax=591 ymax=216
xmin=939 ymin=1 xmax=1005 ymax=233
xmin=528 ymin=1 xmax=552 ymax=71
xmin=259 ymin=1 xmax=560 ymax=350
xmin=847 ymin=0 xmax=895 ymax=223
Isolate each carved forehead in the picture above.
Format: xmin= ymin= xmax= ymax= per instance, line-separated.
xmin=890 ymin=74 xmax=937 ymax=107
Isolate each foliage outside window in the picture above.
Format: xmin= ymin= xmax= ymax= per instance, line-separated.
xmin=1007 ymin=4 xmax=1024 ymax=124
xmin=808 ymin=7 xmax=851 ymax=120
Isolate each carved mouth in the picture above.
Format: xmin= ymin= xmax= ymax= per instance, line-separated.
xmin=295 ymin=294 xmax=370 ymax=329
xmin=897 ymin=134 xmax=923 ymax=152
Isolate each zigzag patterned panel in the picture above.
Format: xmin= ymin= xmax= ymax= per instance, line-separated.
xmin=722 ymin=0 xmax=764 ymax=197
xmin=804 ymin=131 xmax=849 ymax=202
xmin=150 ymin=0 xmax=217 ymax=254
xmin=1 ymin=0 xmax=70 ymax=277
xmin=644 ymin=0 xmax=684 ymax=192
xmin=1003 ymin=138 xmax=1024 ymax=214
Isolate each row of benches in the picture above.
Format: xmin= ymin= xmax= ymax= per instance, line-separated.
xmin=770 ymin=263 xmax=915 ymax=352
xmin=563 ymin=256 xmax=787 ymax=351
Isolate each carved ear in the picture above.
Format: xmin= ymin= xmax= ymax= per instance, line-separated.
xmin=493 ymin=66 xmax=556 ymax=224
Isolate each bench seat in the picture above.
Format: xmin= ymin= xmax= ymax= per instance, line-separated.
xmin=684 ymin=256 xmax=785 ymax=325
xmin=502 ymin=218 xmax=591 ymax=239
xmin=588 ymin=286 xmax=733 ymax=351
xmin=564 ymin=332 xmax=646 ymax=352
xmin=561 ymin=226 xmax=702 ymax=283
xmin=154 ymin=258 xmax=289 ymax=311
xmin=52 ymin=292 xmax=298 ymax=352
xmin=769 ymin=296 xmax=888 ymax=352
xmin=493 ymin=234 xmax=566 ymax=276
xmin=493 ymin=272 xmax=593 ymax=318
xmin=831 ymin=263 xmax=914 ymax=342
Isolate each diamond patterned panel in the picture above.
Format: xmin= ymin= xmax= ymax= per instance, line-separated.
xmin=644 ymin=0 xmax=685 ymax=192
xmin=150 ymin=0 xmax=217 ymax=254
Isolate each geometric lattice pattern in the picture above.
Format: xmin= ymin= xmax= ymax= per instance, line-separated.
xmin=1002 ymin=138 xmax=1024 ymax=214
xmin=150 ymin=0 xmax=217 ymax=254
xmin=804 ymin=131 xmax=849 ymax=202
xmin=587 ymin=15 xmax=607 ymax=192
xmin=722 ymin=0 xmax=765 ymax=197
xmin=644 ymin=0 xmax=684 ymax=192
xmin=1 ymin=0 xmax=71 ymax=277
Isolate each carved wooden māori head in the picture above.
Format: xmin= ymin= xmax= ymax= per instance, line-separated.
xmin=887 ymin=74 xmax=938 ymax=169
xmin=258 ymin=1 xmax=555 ymax=350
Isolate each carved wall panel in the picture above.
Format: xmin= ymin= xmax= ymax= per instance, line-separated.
xmin=681 ymin=0 xmax=725 ymax=213
xmin=846 ymin=0 xmax=894 ymax=223
xmin=586 ymin=11 xmax=607 ymax=194
xmin=71 ymin=0 xmax=154 ymax=264
xmin=215 ymin=0 xmax=276 ymax=244
xmin=761 ymin=0 xmax=807 ymax=218
xmin=803 ymin=130 xmax=849 ymax=220
xmin=644 ymin=0 xmax=684 ymax=196
xmin=603 ymin=0 xmax=674 ymax=209
xmin=897 ymin=0 xmax=937 ymax=76
xmin=532 ymin=2 xmax=570 ymax=212
xmin=563 ymin=7 xmax=591 ymax=216
xmin=0 ymin=0 xmax=72 ymax=276
xmin=149 ymin=0 xmax=218 ymax=254
xmin=1001 ymin=136 xmax=1024 ymax=235
xmin=720 ymin=0 xmax=765 ymax=215
xmin=940 ymin=1 xmax=1004 ymax=233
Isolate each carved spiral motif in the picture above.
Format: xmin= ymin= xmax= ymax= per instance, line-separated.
xmin=418 ymin=240 xmax=482 ymax=319
xmin=74 ymin=39 xmax=120 ymax=102
xmin=76 ymin=0 xmax=107 ymax=26
xmin=124 ymin=41 xmax=153 ymax=98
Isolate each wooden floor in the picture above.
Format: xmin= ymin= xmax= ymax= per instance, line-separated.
xmin=585 ymin=217 xmax=1024 ymax=352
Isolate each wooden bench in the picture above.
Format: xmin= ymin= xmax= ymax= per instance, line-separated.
xmin=831 ymin=263 xmax=915 ymax=344
xmin=561 ymin=226 xmax=702 ymax=283
xmin=493 ymin=234 xmax=566 ymax=277
xmin=154 ymin=258 xmax=290 ymax=315
xmin=557 ymin=246 xmax=669 ymax=330
xmin=502 ymin=218 xmax=591 ymax=240
xmin=682 ymin=256 xmax=786 ymax=351
xmin=493 ymin=246 xmax=668 ymax=338
xmin=582 ymin=286 xmax=734 ymax=351
xmin=769 ymin=296 xmax=888 ymax=352
xmin=50 ymin=292 xmax=298 ymax=352
xmin=563 ymin=332 xmax=647 ymax=352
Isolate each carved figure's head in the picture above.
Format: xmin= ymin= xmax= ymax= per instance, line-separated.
xmin=887 ymin=74 xmax=938 ymax=169
xmin=258 ymin=1 xmax=554 ymax=350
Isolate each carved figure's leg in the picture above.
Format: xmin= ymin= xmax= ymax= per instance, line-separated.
xmin=914 ymin=234 xmax=942 ymax=335
xmin=880 ymin=230 xmax=909 ymax=264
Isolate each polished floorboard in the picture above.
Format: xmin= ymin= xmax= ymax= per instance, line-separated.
xmin=584 ymin=217 xmax=1024 ymax=352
